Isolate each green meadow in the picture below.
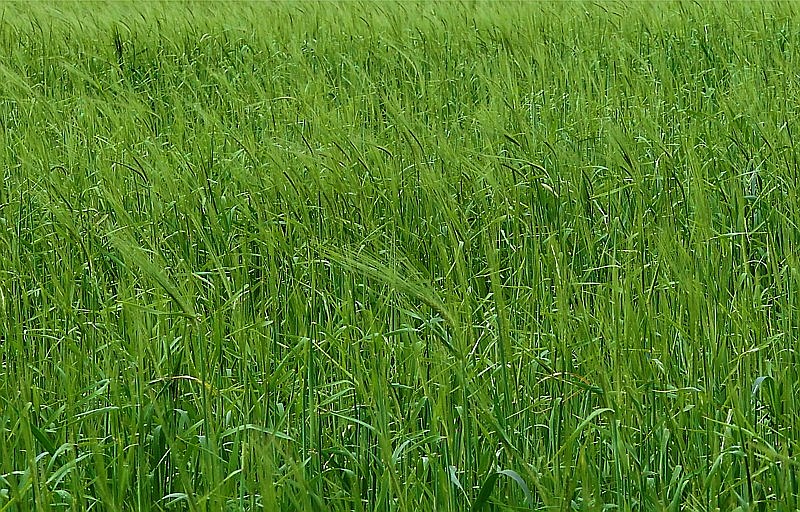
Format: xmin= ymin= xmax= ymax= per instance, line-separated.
xmin=1 ymin=1 xmax=799 ymax=510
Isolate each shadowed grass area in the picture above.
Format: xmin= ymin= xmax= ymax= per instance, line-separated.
xmin=1 ymin=1 xmax=799 ymax=510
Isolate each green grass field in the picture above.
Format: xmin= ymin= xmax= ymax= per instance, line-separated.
xmin=1 ymin=1 xmax=799 ymax=510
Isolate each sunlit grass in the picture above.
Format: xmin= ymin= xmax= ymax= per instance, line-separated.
xmin=1 ymin=1 xmax=799 ymax=510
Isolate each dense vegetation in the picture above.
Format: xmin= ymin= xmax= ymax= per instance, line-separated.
xmin=1 ymin=1 xmax=799 ymax=510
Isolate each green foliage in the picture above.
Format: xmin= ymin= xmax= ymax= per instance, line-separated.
xmin=1 ymin=1 xmax=799 ymax=510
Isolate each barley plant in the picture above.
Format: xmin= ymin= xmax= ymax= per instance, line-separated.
xmin=1 ymin=1 xmax=799 ymax=511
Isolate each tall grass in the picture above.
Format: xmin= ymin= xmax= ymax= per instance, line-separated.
xmin=1 ymin=1 xmax=799 ymax=510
